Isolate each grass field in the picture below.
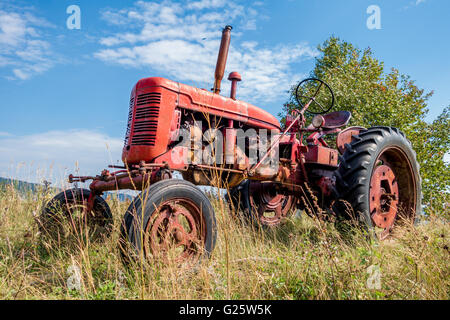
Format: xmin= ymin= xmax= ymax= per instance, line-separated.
xmin=0 ymin=183 xmax=448 ymax=300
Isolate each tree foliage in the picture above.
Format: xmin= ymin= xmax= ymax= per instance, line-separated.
xmin=281 ymin=37 xmax=449 ymax=210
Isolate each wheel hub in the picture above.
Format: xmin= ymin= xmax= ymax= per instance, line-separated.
xmin=146 ymin=199 xmax=204 ymax=262
xmin=174 ymin=229 xmax=184 ymax=243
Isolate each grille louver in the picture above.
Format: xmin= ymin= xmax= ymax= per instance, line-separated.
xmin=136 ymin=93 xmax=161 ymax=106
xmin=131 ymin=92 xmax=161 ymax=146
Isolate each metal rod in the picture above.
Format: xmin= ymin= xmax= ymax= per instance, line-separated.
xmin=193 ymin=164 xmax=244 ymax=174
xmin=108 ymin=165 xmax=126 ymax=169
xmin=249 ymin=97 xmax=315 ymax=175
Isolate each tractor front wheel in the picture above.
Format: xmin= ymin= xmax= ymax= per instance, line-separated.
xmin=334 ymin=127 xmax=422 ymax=239
xmin=121 ymin=179 xmax=217 ymax=265
xmin=39 ymin=188 xmax=113 ymax=241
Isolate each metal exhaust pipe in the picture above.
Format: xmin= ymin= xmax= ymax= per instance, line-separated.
xmin=213 ymin=25 xmax=232 ymax=94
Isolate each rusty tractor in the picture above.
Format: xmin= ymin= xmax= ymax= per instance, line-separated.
xmin=41 ymin=26 xmax=421 ymax=264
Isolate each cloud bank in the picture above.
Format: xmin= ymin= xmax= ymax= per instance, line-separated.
xmin=94 ymin=0 xmax=318 ymax=104
xmin=0 ymin=5 xmax=56 ymax=80
xmin=0 ymin=130 xmax=123 ymax=185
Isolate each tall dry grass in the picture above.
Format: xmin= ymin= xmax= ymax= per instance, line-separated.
xmin=0 ymin=182 xmax=448 ymax=300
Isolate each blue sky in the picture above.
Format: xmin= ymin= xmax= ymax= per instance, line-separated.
xmin=0 ymin=0 xmax=449 ymax=183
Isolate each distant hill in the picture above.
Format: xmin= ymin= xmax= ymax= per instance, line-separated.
xmin=0 ymin=177 xmax=133 ymax=201
xmin=0 ymin=177 xmax=47 ymax=193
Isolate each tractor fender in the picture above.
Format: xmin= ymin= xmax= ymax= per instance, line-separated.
xmin=336 ymin=126 xmax=366 ymax=155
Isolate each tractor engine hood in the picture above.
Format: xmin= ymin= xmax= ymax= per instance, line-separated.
xmin=135 ymin=77 xmax=281 ymax=132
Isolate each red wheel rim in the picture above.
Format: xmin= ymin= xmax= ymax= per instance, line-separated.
xmin=145 ymin=198 xmax=206 ymax=263
xmin=370 ymin=165 xmax=399 ymax=231
xmin=249 ymin=182 xmax=294 ymax=226
xmin=369 ymin=146 xmax=417 ymax=239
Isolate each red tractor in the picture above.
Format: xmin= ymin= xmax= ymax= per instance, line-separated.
xmin=41 ymin=26 xmax=421 ymax=263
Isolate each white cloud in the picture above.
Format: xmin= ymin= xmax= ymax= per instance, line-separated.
xmin=187 ymin=0 xmax=227 ymax=10
xmin=403 ymin=0 xmax=428 ymax=10
xmin=0 ymin=7 xmax=55 ymax=80
xmin=95 ymin=0 xmax=318 ymax=104
xmin=0 ymin=130 xmax=123 ymax=186
xmin=12 ymin=68 xmax=30 ymax=80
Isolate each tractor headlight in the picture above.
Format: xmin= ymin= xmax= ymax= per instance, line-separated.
xmin=312 ymin=115 xmax=325 ymax=128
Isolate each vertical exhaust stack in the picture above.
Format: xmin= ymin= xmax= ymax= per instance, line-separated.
xmin=213 ymin=25 xmax=232 ymax=94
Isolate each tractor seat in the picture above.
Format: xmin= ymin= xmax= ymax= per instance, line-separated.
xmin=321 ymin=111 xmax=352 ymax=129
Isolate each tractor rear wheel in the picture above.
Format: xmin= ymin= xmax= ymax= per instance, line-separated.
xmin=333 ymin=126 xmax=422 ymax=239
xmin=228 ymin=180 xmax=295 ymax=227
xmin=39 ymin=188 xmax=113 ymax=241
xmin=121 ymin=179 xmax=217 ymax=265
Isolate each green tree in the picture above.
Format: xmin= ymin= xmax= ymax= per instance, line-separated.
xmin=281 ymin=37 xmax=449 ymax=211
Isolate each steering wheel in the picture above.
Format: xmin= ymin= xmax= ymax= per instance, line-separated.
xmin=295 ymin=78 xmax=335 ymax=115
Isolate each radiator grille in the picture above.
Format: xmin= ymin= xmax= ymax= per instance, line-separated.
xmin=124 ymin=96 xmax=135 ymax=146
xmin=131 ymin=92 xmax=161 ymax=146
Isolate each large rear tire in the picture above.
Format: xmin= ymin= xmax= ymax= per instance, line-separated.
xmin=333 ymin=127 xmax=422 ymax=239
xmin=121 ymin=179 xmax=217 ymax=264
